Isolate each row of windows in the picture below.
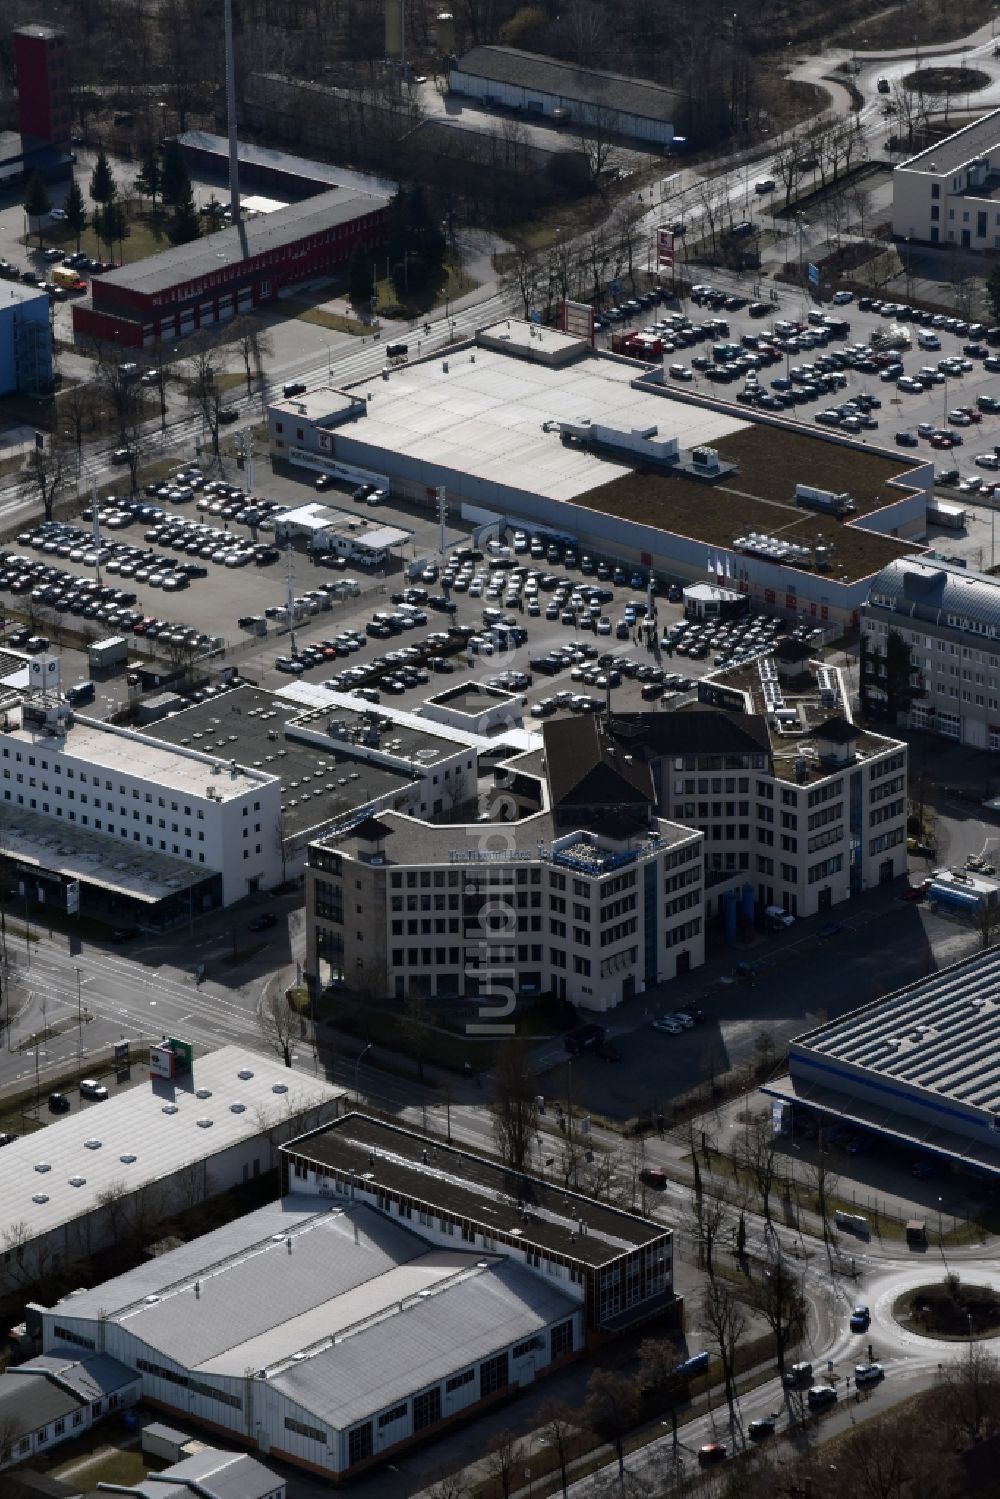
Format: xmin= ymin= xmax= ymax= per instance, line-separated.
xmin=806 ymin=777 xmax=844 ymax=807
xmin=665 ymin=917 xmax=701 ymax=947
xmin=807 ymin=826 xmax=843 ymax=855
xmin=665 ymin=888 xmax=701 ymax=918
xmin=870 ymin=798 xmax=905 ymax=827
xmin=870 ymin=828 xmax=905 ymax=856
xmin=807 ymin=802 xmax=842 ymax=832
xmin=808 ymin=854 xmax=844 ymax=885
xmin=286 ymin=1415 xmax=326 ymax=1443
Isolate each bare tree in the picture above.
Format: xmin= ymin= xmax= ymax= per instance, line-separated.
xmin=801 ymin=1128 xmax=839 ymax=1243
xmin=484 ymin=1430 xmax=524 ymax=1499
xmin=233 ymin=315 xmax=273 ymax=402
xmin=575 ymin=101 xmax=619 ymax=184
xmin=538 ymin=1400 xmax=579 ymax=1498
xmin=0 ymin=1411 xmax=24 ymax=1465
xmin=685 ymin=1176 xmax=730 ymax=1282
xmin=746 ymin=1253 xmax=807 ymax=1375
xmin=500 ymin=247 xmax=543 ymax=319
xmin=185 ymin=336 xmax=224 ymax=459
xmin=734 ymin=1110 xmax=779 ymax=1224
xmin=937 ymin=1341 xmax=1000 ymax=1446
xmin=19 ymin=439 xmax=71 ymax=523
xmin=700 ymin=1278 xmax=748 ymax=1424
xmin=584 ymin=1368 xmax=640 ymax=1481
xmin=491 ymin=1039 xmax=539 ymax=1174
xmin=259 ymin=985 xmax=297 ymax=1067
xmin=424 ymin=1472 xmax=471 ymax=1499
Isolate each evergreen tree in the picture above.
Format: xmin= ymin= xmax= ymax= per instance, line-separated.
xmin=63 ymin=178 xmax=88 ymax=250
xmin=203 ymin=194 xmax=225 ymax=233
xmin=89 ymin=148 xmax=116 ymax=209
xmin=134 ymin=143 xmax=162 ymax=212
xmin=104 ymin=200 xmax=129 ymax=263
xmin=348 ymin=242 xmax=375 ymax=307
xmin=24 ymin=173 xmax=51 ymax=246
xmin=160 ymin=139 xmax=190 ymax=208
xmin=169 ymin=180 xmax=201 ymax=245
xmin=989 ymin=262 xmax=1000 ymax=323
xmin=387 ymin=185 xmax=446 ymax=300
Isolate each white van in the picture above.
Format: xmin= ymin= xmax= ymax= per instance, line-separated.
xmin=917 ymin=330 xmax=941 ymax=350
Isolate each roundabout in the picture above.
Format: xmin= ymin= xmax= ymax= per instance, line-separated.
xmin=901 ymin=65 xmax=991 ymax=95
xmin=893 ymin=1277 xmax=1000 ymax=1341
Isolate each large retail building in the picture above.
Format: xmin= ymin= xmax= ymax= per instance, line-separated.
xmin=267 ymin=320 xmax=934 ymax=629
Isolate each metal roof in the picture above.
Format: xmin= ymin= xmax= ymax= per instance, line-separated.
xmin=453 ymin=46 xmax=682 ymax=123
xmin=134 ymin=1450 xmax=280 ymax=1499
xmin=791 ymin=948 xmax=1000 ymax=1118
xmin=867 ymin=557 xmax=1000 ymax=635
xmin=1 ymin=1047 xmax=343 ymax=1247
xmin=95 ymin=189 xmax=388 ymax=299
xmin=48 ymin=1196 xmax=577 ymax=1435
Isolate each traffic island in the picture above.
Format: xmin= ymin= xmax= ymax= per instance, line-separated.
xmin=893 ymin=1275 xmax=1000 ymax=1341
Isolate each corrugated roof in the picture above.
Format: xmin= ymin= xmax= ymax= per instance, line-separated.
xmin=138 ymin=1450 xmax=279 ymax=1499
xmin=271 ymin=1256 xmax=575 ymax=1431
xmin=1 ymin=1048 xmax=343 ymax=1247
xmin=453 ymin=46 xmax=681 ymax=123
xmin=791 ymin=948 xmax=1000 ymax=1116
xmin=47 ymin=1195 xmax=578 ymax=1436
xmin=867 ymin=557 xmax=1000 ymax=633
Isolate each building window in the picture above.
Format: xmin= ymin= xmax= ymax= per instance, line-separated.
xmin=412 ymin=1387 xmax=442 ymax=1432
xmin=446 ymin=1368 xmax=475 ymax=1394
xmin=551 ymin=1319 xmax=574 ymax=1360
xmin=285 ymin=1416 xmax=326 ymax=1442
xmin=348 ymin=1422 xmax=373 ymax=1465
xmin=480 ymin=1352 xmax=509 ymax=1398
xmin=377 ymin=1402 xmax=408 ymax=1428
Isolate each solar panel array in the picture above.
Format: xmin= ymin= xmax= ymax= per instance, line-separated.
xmin=758 ymin=656 xmax=784 ymax=712
xmin=796 ymin=949 xmax=1000 ymax=1116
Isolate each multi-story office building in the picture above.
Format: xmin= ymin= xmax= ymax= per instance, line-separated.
xmin=306 ymin=653 xmax=907 ymax=1007
xmin=0 ymin=281 xmax=52 ymax=396
xmin=306 ymin=716 xmax=705 ymax=1009
xmin=863 ymin=555 xmax=1000 ymax=750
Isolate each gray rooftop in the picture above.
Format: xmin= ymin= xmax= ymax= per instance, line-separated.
xmin=322 ymin=803 xmax=693 ymax=869
xmin=146 ymin=685 xmax=416 ymax=837
xmin=899 ymin=109 xmax=1000 ymax=176
xmin=95 ymin=189 xmax=388 ymax=299
xmin=0 ymin=1351 xmax=135 ymax=1435
xmin=48 ymin=1195 xmax=576 ymax=1435
xmin=867 ymin=556 xmax=1000 ymax=636
xmin=132 ymin=1449 xmax=279 ymax=1499
xmin=790 ymin=948 xmax=1000 ymax=1119
xmin=452 ymin=45 xmax=681 ymax=123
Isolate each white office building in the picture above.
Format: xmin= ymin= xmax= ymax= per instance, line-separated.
xmin=863 ymin=555 xmax=1000 ymax=749
xmin=892 ymin=109 xmax=1000 ymax=250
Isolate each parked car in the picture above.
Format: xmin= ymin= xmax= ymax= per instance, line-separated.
xmin=48 ymin=1092 xmax=70 ymax=1113
xmin=79 ymin=1078 xmax=109 ymax=1101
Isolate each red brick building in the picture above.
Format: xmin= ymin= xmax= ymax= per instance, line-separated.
xmin=72 ymin=188 xmax=389 ymax=349
xmin=14 ymin=24 xmax=72 ymax=150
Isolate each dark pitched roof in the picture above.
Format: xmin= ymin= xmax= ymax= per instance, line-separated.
xmin=0 ymin=1370 xmax=84 ymax=1432
xmin=609 ymin=710 xmax=773 ymax=759
xmin=543 ymin=717 xmax=654 ymax=808
xmin=812 ymin=715 xmax=860 ymax=744
xmin=453 ymin=46 xmax=681 ymax=123
xmin=773 ymin=637 xmax=813 ymax=662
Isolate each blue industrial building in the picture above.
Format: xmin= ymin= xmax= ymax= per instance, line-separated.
xmin=0 ymin=281 xmax=53 ymax=395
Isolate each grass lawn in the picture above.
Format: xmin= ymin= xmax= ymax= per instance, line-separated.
xmin=288 ymin=304 xmax=369 ymax=336
xmin=30 ymin=207 xmax=177 ymax=268
xmin=51 ymin=1445 xmax=148 ymax=1488
xmin=374 ymin=258 xmax=479 ymax=319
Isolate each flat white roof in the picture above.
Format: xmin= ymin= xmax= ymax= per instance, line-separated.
xmin=4 ymin=713 xmax=273 ymax=803
xmin=276 ymin=681 xmax=541 ymax=754
xmin=3 ymin=1047 xmax=344 ymax=1244
xmin=343 ymin=339 xmax=748 ymax=502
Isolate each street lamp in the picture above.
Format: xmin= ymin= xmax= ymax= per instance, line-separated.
xmin=354 ymin=1040 xmax=372 ymax=1105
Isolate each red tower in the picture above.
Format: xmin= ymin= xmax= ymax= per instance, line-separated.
xmin=14 ymin=25 xmax=71 ymax=150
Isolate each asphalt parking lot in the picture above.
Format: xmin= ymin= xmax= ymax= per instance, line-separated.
xmin=599 ymin=285 xmax=1000 ymax=491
